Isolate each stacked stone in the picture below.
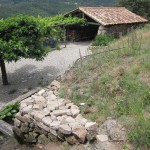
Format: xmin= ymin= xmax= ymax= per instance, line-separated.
xmin=13 ymin=80 xmax=98 ymax=145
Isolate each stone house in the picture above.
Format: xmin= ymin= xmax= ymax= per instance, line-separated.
xmin=64 ymin=7 xmax=148 ymax=41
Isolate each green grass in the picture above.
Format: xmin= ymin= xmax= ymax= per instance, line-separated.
xmin=59 ymin=25 xmax=150 ymax=149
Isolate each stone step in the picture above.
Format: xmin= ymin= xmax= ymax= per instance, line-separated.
xmin=0 ymin=120 xmax=14 ymax=136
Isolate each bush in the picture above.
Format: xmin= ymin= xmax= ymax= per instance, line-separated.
xmin=92 ymin=34 xmax=114 ymax=46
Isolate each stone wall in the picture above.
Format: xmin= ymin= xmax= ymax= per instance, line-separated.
xmin=13 ymin=80 xmax=98 ymax=145
xmin=98 ymin=23 xmax=142 ymax=38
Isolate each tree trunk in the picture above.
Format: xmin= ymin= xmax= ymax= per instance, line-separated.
xmin=0 ymin=59 xmax=9 ymax=85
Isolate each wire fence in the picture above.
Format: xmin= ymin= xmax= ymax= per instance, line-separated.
xmin=73 ymin=25 xmax=150 ymax=68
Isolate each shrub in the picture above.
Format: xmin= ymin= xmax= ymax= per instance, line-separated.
xmin=92 ymin=34 xmax=114 ymax=46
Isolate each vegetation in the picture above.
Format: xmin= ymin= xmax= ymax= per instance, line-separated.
xmin=0 ymin=0 xmax=115 ymax=19
xmin=0 ymin=102 xmax=20 ymax=119
xmin=117 ymin=0 xmax=150 ymax=20
xmin=92 ymin=34 xmax=114 ymax=46
xmin=0 ymin=15 xmax=85 ymax=85
xmin=59 ymin=25 xmax=150 ymax=149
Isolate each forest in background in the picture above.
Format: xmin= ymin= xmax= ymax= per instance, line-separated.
xmin=0 ymin=0 xmax=115 ymax=18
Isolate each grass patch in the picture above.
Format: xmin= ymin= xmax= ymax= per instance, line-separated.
xmin=59 ymin=25 xmax=150 ymax=149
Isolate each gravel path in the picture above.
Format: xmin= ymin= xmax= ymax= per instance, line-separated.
xmin=0 ymin=42 xmax=90 ymax=105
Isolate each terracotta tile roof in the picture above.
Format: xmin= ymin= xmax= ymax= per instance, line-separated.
xmin=66 ymin=7 xmax=148 ymax=26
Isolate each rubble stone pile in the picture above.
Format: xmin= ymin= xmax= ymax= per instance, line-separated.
xmin=13 ymin=80 xmax=98 ymax=144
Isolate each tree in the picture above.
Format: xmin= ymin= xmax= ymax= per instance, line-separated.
xmin=0 ymin=15 xmax=49 ymax=85
xmin=117 ymin=0 xmax=150 ymax=20
xmin=0 ymin=15 xmax=85 ymax=85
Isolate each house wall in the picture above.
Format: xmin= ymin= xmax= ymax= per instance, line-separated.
xmin=98 ymin=23 xmax=142 ymax=38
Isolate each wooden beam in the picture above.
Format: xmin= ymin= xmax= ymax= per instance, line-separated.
xmin=0 ymin=120 xmax=13 ymax=136
xmin=87 ymin=22 xmax=100 ymax=26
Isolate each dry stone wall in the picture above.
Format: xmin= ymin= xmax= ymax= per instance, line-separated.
xmin=13 ymin=80 xmax=98 ymax=145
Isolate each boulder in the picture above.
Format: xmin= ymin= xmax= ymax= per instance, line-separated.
xmin=59 ymin=124 xmax=72 ymax=135
xmin=72 ymin=124 xmax=87 ymax=143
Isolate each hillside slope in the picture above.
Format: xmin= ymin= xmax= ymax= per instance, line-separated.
xmin=59 ymin=26 xmax=150 ymax=149
xmin=0 ymin=0 xmax=115 ymax=18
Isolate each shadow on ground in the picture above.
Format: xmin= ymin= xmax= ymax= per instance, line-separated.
xmin=0 ymin=65 xmax=59 ymax=103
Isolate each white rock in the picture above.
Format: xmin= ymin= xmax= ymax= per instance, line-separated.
xmin=47 ymin=94 xmax=57 ymax=101
xmin=71 ymin=105 xmax=79 ymax=109
xmin=47 ymin=105 xmax=56 ymax=111
xmin=59 ymin=124 xmax=72 ymax=135
xmin=50 ymin=80 xmax=60 ymax=88
xmin=31 ymin=111 xmax=45 ymax=121
xmin=34 ymin=96 xmax=46 ymax=104
xmin=47 ymin=101 xmax=59 ymax=110
xmin=50 ymin=114 xmax=57 ymax=121
xmin=21 ymin=97 xmax=34 ymax=106
xmin=96 ymin=135 xmax=109 ymax=142
xmin=85 ymin=122 xmax=98 ymax=131
xmin=42 ymin=116 xmax=52 ymax=126
xmin=50 ymin=121 xmax=60 ymax=130
xmin=38 ymin=89 xmax=46 ymax=96
xmin=20 ymin=102 xmax=27 ymax=110
xmin=33 ymin=104 xmax=43 ymax=110
xmin=53 ymin=109 xmax=71 ymax=116
xmin=66 ymin=116 xmax=76 ymax=123
xmin=14 ymin=118 xmax=21 ymax=127
xmin=38 ymin=122 xmax=50 ymax=132
xmin=79 ymin=103 xmax=85 ymax=106
xmin=71 ymin=109 xmax=80 ymax=117
xmin=75 ymin=114 xmax=87 ymax=126
xmin=22 ymin=105 xmax=32 ymax=114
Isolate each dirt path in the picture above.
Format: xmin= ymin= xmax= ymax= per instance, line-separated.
xmin=0 ymin=42 xmax=90 ymax=108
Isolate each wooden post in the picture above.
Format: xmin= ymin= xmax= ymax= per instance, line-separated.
xmin=64 ymin=26 xmax=67 ymax=48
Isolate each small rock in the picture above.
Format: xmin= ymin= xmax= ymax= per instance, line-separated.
xmin=47 ymin=105 xmax=56 ymax=111
xmin=108 ymin=128 xmax=127 ymax=141
xmin=38 ymin=122 xmax=50 ymax=132
xmin=92 ymin=141 xmax=118 ymax=150
xmin=53 ymin=110 xmax=71 ymax=116
xmin=75 ymin=114 xmax=87 ymax=126
xmin=72 ymin=124 xmax=87 ymax=143
xmin=85 ymin=122 xmax=98 ymax=131
xmin=14 ymin=118 xmax=21 ymax=127
xmin=35 ymin=96 xmax=46 ymax=104
xmin=50 ymin=121 xmax=60 ymax=130
xmin=87 ymin=129 xmax=97 ymax=141
xmin=79 ymin=103 xmax=85 ymax=106
xmin=31 ymin=111 xmax=46 ymax=121
xmin=20 ymin=102 xmax=27 ymax=110
xmin=96 ymin=134 xmax=109 ymax=142
xmin=21 ymin=97 xmax=35 ymax=106
xmin=22 ymin=105 xmax=32 ymax=114
xmin=20 ymin=123 xmax=29 ymax=133
xmin=59 ymin=124 xmax=72 ymax=135
xmin=47 ymin=101 xmax=59 ymax=110
xmin=65 ymin=135 xmax=78 ymax=145
xmin=33 ymin=104 xmax=43 ymax=110
xmin=42 ymin=116 xmax=52 ymax=126
xmin=71 ymin=105 xmax=79 ymax=109
xmin=50 ymin=80 xmax=60 ymax=88
xmin=38 ymin=89 xmax=46 ymax=96
xmin=71 ymin=109 xmax=80 ymax=117
xmin=47 ymin=94 xmax=57 ymax=101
